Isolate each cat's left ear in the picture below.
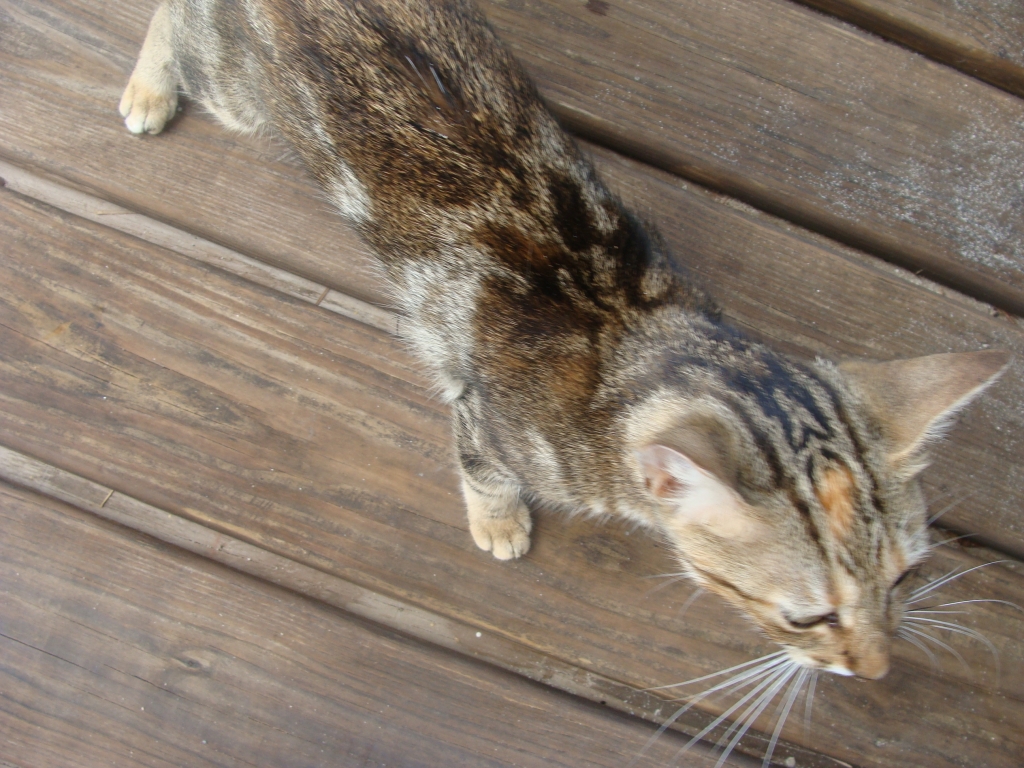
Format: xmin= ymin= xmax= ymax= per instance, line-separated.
xmin=636 ymin=444 xmax=758 ymax=539
xmin=838 ymin=350 xmax=1010 ymax=466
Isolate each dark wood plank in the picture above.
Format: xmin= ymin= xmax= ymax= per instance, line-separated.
xmin=0 ymin=480 xmax=754 ymax=768
xmin=2 ymin=188 xmax=1024 ymax=767
xmin=794 ymin=0 xmax=1024 ymax=99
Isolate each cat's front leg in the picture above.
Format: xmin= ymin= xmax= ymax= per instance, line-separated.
xmin=461 ymin=476 xmax=532 ymax=560
xmin=452 ymin=398 xmax=532 ymax=560
xmin=119 ymin=3 xmax=179 ymax=135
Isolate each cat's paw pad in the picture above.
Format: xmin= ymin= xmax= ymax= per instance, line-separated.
xmin=470 ymin=505 xmax=532 ymax=560
xmin=119 ymin=77 xmax=177 ymax=135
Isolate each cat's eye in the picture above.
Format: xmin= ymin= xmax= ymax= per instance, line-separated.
xmin=785 ymin=612 xmax=839 ymax=630
xmin=893 ymin=567 xmax=916 ymax=588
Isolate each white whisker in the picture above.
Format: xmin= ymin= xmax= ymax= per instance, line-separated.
xmin=671 ymin=662 xmax=795 ymax=763
xmin=898 ymin=628 xmax=939 ymax=669
xmin=927 ymin=492 xmax=973 ymax=525
xmin=901 ymin=625 xmax=971 ymax=673
xmin=715 ymin=670 xmax=787 ymax=750
xmin=710 ymin=666 xmax=798 ymax=768
xmin=676 ymin=588 xmax=706 ymax=622
xmin=906 ymin=566 xmax=962 ymax=602
xmin=642 ymin=575 xmax=689 ymax=599
xmin=906 ymin=609 xmax=971 ymax=615
xmin=663 ymin=656 xmax=789 ymax=715
xmin=928 ymin=533 xmax=977 ymax=551
xmin=907 ymin=561 xmax=1011 ymax=604
xmin=903 ymin=616 xmax=1000 ymax=673
xmin=928 ymin=598 xmax=1024 ymax=614
xmin=645 ymin=651 xmax=788 ymax=692
xmin=905 ymin=616 xmax=994 ymax=645
xmin=761 ymin=669 xmax=809 ymax=768
xmin=642 ymin=572 xmax=689 ymax=580
xmin=802 ymin=670 xmax=818 ymax=737
xmin=629 ymin=653 xmax=788 ymax=767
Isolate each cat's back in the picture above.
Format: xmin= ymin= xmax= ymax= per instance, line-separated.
xmin=171 ymin=0 xmax=566 ymax=228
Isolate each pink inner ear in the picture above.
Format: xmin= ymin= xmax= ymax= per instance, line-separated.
xmin=645 ymin=465 xmax=687 ymax=499
xmin=638 ymin=443 xmax=760 ymax=540
xmin=638 ymin=444 xmax=696 ymax=500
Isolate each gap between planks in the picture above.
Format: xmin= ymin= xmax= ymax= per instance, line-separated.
xmin=0 ymin=444 xmax=844 ymax=768
xmin=0 ymin=160 xmax=399 ymax=337
xmin=790 ymin=0 xmax=1024 ymax=101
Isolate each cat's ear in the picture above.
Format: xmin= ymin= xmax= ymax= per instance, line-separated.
xmin=637 ymin=444 xmax=757 ymax=539
xmin=838 ymin=350 xmax=1010 ymax=465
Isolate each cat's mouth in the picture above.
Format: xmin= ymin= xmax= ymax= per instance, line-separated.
xmin=780 ymin=647 xmax=857 ymax=677
xmin=823 ymin=663 xmax=855 ymax=676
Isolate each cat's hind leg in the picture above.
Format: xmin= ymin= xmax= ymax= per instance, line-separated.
xmin=453 ymin=398 xmax=532 ymax=560
xmin=119 ymin=4 xmax=179 ymax=135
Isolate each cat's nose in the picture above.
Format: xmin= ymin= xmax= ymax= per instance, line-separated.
xmin=852 ymin=651 xmax=889 ymax=680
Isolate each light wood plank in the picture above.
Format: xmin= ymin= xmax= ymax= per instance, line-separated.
xmin=2 ymin=186 xmax=1023 ymax=767
xmin=794 ymin=0 xmax=1024 ymax=99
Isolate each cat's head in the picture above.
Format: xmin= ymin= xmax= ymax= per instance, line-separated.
xmin=636 ymin=350 xmax=1009 ymax=679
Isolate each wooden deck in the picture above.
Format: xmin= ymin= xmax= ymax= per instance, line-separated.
xmin=2 ymin=0 xmax=1023 ymax=766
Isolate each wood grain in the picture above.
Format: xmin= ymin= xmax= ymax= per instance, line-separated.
xmin=476 ymin=0 xmax=1024 ymax=314
xmin=0 ymin=480 xmax=756 ymax=768
xmin=794 ymin=0 xmax=1024 ymax=99
xmin=2 ymin=187 xmax=1023 ymax=767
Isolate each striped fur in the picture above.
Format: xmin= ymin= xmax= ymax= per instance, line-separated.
xmin=121 ymin=0 xmax=1008 ymax=679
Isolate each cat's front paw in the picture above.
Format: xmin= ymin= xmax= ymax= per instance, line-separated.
xmin=469 ymin=503 xmax=533 ymax=560
xmin=119 ymin=76 xmax=177 ymax=135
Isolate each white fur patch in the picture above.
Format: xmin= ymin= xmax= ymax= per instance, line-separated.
xmin=327 ymin=163 xmax=371 ymax=223
xmin=396 ymin=259 xmax=481 ymax=402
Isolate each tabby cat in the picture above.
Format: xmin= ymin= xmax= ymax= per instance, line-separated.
xmin=120 ymin=0 xmax=1007 ymax=683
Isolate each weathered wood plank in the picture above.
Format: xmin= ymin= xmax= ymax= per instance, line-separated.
xmin=6 ymin=442 xmax=1024 ymax=768
xmin=2 ymin=187 xmax=1023 ymax=767
xmin=0 ymin=159 xmax=400 ymax=334
xmin=0 ymin=480 xmax=754 ymax=768
xmin=794 ymin=0 xmax=1024 ymax=99
xmin=476 ymin=0 xmax=1024 ymax=314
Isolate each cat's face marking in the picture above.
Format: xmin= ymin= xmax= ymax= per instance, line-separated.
xmin=816 ymin=465 xmax=857 ymax=540
xmin=636 ymin=350 xmax=1008 ymax=679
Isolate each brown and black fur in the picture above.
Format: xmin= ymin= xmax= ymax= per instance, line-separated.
xmin=121 ymin=0 xmax=1008 ymax=680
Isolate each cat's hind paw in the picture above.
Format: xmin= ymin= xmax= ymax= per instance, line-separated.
xmin=119 ymin=76 xmax=177 ymax=135
xmin=469 ymin=503 xmax=533 ymax=560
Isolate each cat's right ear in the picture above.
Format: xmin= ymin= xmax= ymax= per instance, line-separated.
xmin=636 ymin=444 xmax=758 ymax=539
xmin=838 ymin=350 xmax=1010 ymax=467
